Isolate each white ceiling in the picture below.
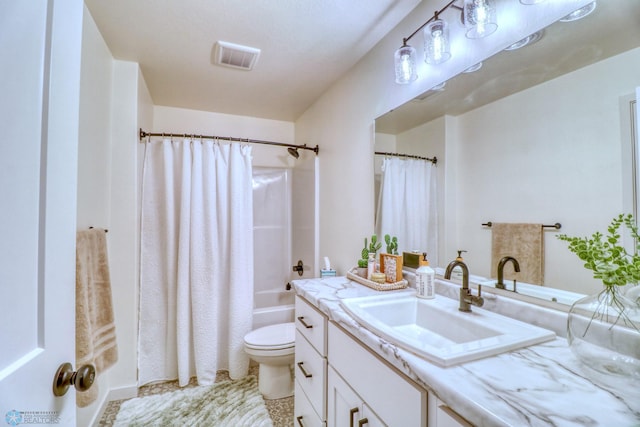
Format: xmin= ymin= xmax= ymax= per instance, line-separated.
xmin=84 ymin=0 xmax=421 ymax=122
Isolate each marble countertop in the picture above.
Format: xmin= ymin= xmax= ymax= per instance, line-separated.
xmin=292 ymin=276 xmax=640 ymax=427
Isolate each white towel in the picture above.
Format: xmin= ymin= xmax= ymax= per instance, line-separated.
xmin=76 ymin=228 xmax=118 ymax=407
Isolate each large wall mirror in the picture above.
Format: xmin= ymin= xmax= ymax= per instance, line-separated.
xmin=375 ymin=1 xmax=640 ymax=303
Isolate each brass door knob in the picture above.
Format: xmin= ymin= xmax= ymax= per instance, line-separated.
xmin=52 ymin=362 xmax=95 ymax=396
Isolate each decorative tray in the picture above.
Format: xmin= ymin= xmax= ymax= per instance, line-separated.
xmin=346 ymin=267 xmax=408 ymax=291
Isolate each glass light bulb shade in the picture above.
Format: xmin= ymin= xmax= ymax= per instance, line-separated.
xmin=464 ymin=0 xmax=498 ymax=39
xmin=519 ymin=0 xmax=544 ymax=4
xmin=394 ymin=45 xmax=418 ymax=84
xmin=559 ymin=2 xmax=596 ymax=22
xmin=424 ymin=19 xmax=451 ymax=65
xmin=462 ymin=62 xmax=482 ymax=73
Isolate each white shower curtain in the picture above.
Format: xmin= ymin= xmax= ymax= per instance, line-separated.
xmin=139 ymin=138 xmax=254 ymax=387
xmin=375 ymin=157 xmax=438 ymax=267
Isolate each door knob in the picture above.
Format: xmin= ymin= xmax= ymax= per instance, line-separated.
xmin=52 ymin=362 xmax=95 ymax=396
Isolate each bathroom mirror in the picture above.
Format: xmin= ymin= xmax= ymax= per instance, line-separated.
xmin=375 ymin=1 xmax=640 ymax=302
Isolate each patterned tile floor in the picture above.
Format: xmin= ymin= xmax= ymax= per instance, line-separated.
xmin=98 ymin=364 xmax=294 ymax=426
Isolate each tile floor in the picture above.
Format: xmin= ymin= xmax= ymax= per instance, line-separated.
xmin=97 ymin=364 xmax=294 ymax=426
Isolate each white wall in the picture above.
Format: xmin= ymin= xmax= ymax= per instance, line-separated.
xmin=76 ymin=7 xmax=114 ymax=425
xmin=77 ymin=8 xmax=153 ymax=425
xmin=77 ymin=5 xmax=112 ymax=230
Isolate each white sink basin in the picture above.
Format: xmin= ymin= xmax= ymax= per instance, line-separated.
xmin=340 ymin=293 xmax=555 ymax=367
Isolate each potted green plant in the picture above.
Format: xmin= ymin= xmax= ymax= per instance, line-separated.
xmin=557 ymin=213 xmax=640 ymax=378
xmin=356 ymin=236 xmax=382 ymax=278
xmin=384 ymin=234 xmax=398 ymax=255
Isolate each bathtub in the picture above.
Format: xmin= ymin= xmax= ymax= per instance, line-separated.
xmin=253 ymin=288 xmax=295 ymax=329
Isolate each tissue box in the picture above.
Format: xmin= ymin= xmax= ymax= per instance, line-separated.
xmin=320 ymin=269 xmax=337 ymax=278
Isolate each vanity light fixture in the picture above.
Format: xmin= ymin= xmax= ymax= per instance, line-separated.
xmin=394 ymin=0 xmax=499 ymax=84
xmin=424 ymin=12 xmax=451 ymax=65
xmin=559 ymin=1 xmax=596 ymax=22
xmin=394 ymin=43 xmax=418 ymax=84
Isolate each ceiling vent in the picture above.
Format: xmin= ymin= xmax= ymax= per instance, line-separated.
xmin=213 ymin=41 xmax=261 ymax=71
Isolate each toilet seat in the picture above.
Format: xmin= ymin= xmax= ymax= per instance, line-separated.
xmin=244 ymin=322 xmax=295 ymax=350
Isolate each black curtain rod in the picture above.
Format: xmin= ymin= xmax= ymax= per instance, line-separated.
xmin=375 ymin=151 xmax=437 ymax=165
xmin=139 ymin=128 xmax=319 ymax=155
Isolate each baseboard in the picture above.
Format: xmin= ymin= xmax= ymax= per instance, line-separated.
xmin=89 ymin=384 xmax=138 ymax=427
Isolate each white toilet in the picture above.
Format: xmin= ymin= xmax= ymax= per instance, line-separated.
xmin=244 ymin=322 xmax=295 ymax=399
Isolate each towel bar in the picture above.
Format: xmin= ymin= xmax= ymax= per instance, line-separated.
xmin=482 ymin=222 xmax=561 ymax=229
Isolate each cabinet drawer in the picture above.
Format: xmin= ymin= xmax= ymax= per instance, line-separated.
xmin=294 ymin=380 xmax=325 ymax=427
xmin=328 ymin=322 xmax=426 ymax=426
xmin=295 ymin=329 xmax=327 ymax=420
xmin=295 ymin=296 xmax=327 ymax=355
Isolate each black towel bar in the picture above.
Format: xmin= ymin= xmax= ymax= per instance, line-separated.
xmin=482 ymin=222 xmax=561 ymax=229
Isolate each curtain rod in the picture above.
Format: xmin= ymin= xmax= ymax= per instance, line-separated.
xmin=139 ymin=128 xmax=319 ymax=155
xmin=375 ymin=151 xmax=437 ymax=165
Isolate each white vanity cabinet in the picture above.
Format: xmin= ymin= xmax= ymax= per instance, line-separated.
xmin=294 ymin=296 xmax=328 ymax=426
xmin=294 ymin=295 xmax=430 ymax=426
xmin=327 ymin=323 xmax=427 ymax=426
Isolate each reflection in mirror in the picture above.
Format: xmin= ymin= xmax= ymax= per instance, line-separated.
xmin=375 ymin=1 xmax=640 ymax=304
xmin=374 ymin=154 xmax=439 ymax=267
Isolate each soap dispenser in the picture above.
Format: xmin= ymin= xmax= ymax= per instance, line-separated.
xmin=451 ymin=250 xmax=467 ymax=281
xmin=416 ymin=253 xmax=435 ymax=299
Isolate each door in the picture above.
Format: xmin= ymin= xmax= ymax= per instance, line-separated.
xmin=0 ymin=1 xmax=83 ymax=425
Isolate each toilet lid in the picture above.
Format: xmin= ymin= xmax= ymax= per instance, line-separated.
xmin=244 ymin=322 xmax=295 ymax=349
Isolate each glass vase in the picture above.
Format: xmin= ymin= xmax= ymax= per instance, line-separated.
xmin=567 ymin=286 xmax=640 ymax=379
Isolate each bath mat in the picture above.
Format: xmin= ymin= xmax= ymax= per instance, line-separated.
xmin=114 ymin=375 xmax=273 ymax=427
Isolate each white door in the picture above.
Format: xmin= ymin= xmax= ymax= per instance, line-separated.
xmin=0 ymin=1 xmax=83 ymax=425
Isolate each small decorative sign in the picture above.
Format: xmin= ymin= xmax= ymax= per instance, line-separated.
xmin=380 ymin=253 xmax=403 ymax=283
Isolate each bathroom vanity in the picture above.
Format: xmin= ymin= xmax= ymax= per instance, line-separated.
xmin=292 ymin=276 xmax=640 ymax=426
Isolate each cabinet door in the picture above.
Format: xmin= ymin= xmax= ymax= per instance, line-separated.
xmin=328 ymin=367 xmax=385 ymax=427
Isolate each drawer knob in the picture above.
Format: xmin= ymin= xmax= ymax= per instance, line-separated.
xmin=297 ymin=316 xmax=313 ymax=329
